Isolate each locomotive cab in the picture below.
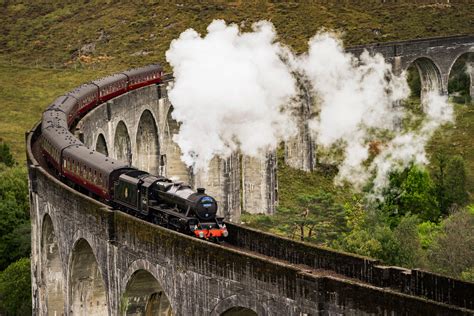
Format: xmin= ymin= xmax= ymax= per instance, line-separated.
xmin=114 ymin=170 xmax=150 ymax=215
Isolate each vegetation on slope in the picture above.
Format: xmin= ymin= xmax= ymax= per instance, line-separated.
xmin=0 ymin=1 xmax=473 ymax=71
xmin=0 ymin=4 xmax=473 ymax=310
xmin=0 ymin=63 xmax=108 ymax=161
xmin=0 ymin=147 xmax=31 ymax=315
xmin=0 ymin=1 xmax=472 ymax=161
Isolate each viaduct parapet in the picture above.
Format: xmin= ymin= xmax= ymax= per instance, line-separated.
xmin=286 ymin=34 xmax=474 ymax=172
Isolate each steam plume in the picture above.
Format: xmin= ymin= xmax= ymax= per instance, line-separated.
xmin=296 ymin=32 xmax=410 ymax=189
xmin=166 ymin=20 xmax=453 ymax=193
xmin=166 ymin=20 xmax=297 ymax=172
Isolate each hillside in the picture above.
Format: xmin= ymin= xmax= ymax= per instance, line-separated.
xmin=1 ymin=1 xmax=473 ymax=71
xmin=0 ymin=1 xmax=473 ymax=288
xmin=0 ymin=0 xmax=472 ymax=197
xmin=0 ymin=0 xmax=472 ymax=192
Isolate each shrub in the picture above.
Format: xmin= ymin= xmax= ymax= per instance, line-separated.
xmin=0 ymin=258 xmax=31 ymax=316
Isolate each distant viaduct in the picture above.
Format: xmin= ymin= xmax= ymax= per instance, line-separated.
xmin=27 ymin=35 xmax=473 ymax=315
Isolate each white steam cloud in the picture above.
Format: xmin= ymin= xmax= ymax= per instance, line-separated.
xmin=166 ymin=20 xmax=297 ymax=172
xmin=370 ymin=92 xmax=453 ymax=193
xmin=166 ymin=20 xmax=453 ymax=193
xmin=295 ymin=33 xmax=410 ymax=189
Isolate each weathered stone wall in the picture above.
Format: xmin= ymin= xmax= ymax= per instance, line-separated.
xmin=225 ymin=222 xmax=474 ymax=311
xmin=284 ymin=82 xmax=317 ymax=172
xmin=242 ymin=152 xmax=278 ymax=215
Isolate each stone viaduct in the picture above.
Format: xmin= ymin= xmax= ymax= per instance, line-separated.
xmin=27 ymin=35 xmax=474 ymax=315
xmin=286 ymin=34 xmax=474 ymax=171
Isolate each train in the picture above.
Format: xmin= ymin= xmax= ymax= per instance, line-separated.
xmin=39 ymin=64 xmax=228 ymax=241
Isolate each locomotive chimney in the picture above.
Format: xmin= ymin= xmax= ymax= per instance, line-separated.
xmin=197 ymin=188 xmax=205 ymax=194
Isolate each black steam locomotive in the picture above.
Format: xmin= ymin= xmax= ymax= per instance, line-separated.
xmin=39 ymin=64 xmax=228 ymax=241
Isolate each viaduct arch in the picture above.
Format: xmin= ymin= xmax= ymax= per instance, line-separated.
xmin=28 ymin=35 xmax=474 ymax=315
xmin=348 ymin=35 xmax=474 ymax=96
xmin=286 ymin=34 xmax=474 ymax=172
xmin=41 ymin=214 xmax=65 ymax=315
xmin=114 ymin=121 xmax=132 ymax=165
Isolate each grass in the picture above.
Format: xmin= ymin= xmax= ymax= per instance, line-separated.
xmin=0 ymin=2 xmax=472 ymax=71
xmin=0 ymin=61 xmax=111 ymax=162
xmin=276 ymin=154 xmax=354 ymax=211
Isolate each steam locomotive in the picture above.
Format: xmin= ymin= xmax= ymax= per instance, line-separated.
xmin=39 ymin=64 xmax=228 ymax=241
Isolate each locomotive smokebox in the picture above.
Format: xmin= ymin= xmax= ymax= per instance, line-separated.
xmin=197 ymin=188 xmax=206 ymax=194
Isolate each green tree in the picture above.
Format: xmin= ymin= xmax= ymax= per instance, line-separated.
xmin=417 ymin=220 xmax=441 ymax=250
xmin=461 ymin=267 xmax=474 ymax=282
xmin=433 ymin=154 xmax=469 ymax=216
xmin=444 ymin=156 xmax=469 ymax=210
xmin=0 ymin=166 xmax=30 ymax=270
xmin=337 ymin=198 xmax=424 ymax=268
xmin=338 ymin=213 xmax=425 ymax=267
xmin=393 ymin=214 xmax=424 ymax=268
xmin=336 ymin=208 xmax=402 ymax=264
xmin=379 ymin=164 xmax=438 ymax=225
xmin=0 ymin=142 xmax=15 ymax=167
xmin=427 ymin=207 xmax=474 ymax=278
xmin=0 ymin=165 xmax=29 ymax=211
xmin=433 ymin=153 xmax=448 ymax=216
xmin=274 ymin=191 xmax=346 ymax=244
xmin=0 ymin=258 xmax=31 ymax=316
xmin=399 ymin=165 xmax=438 ymax=221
